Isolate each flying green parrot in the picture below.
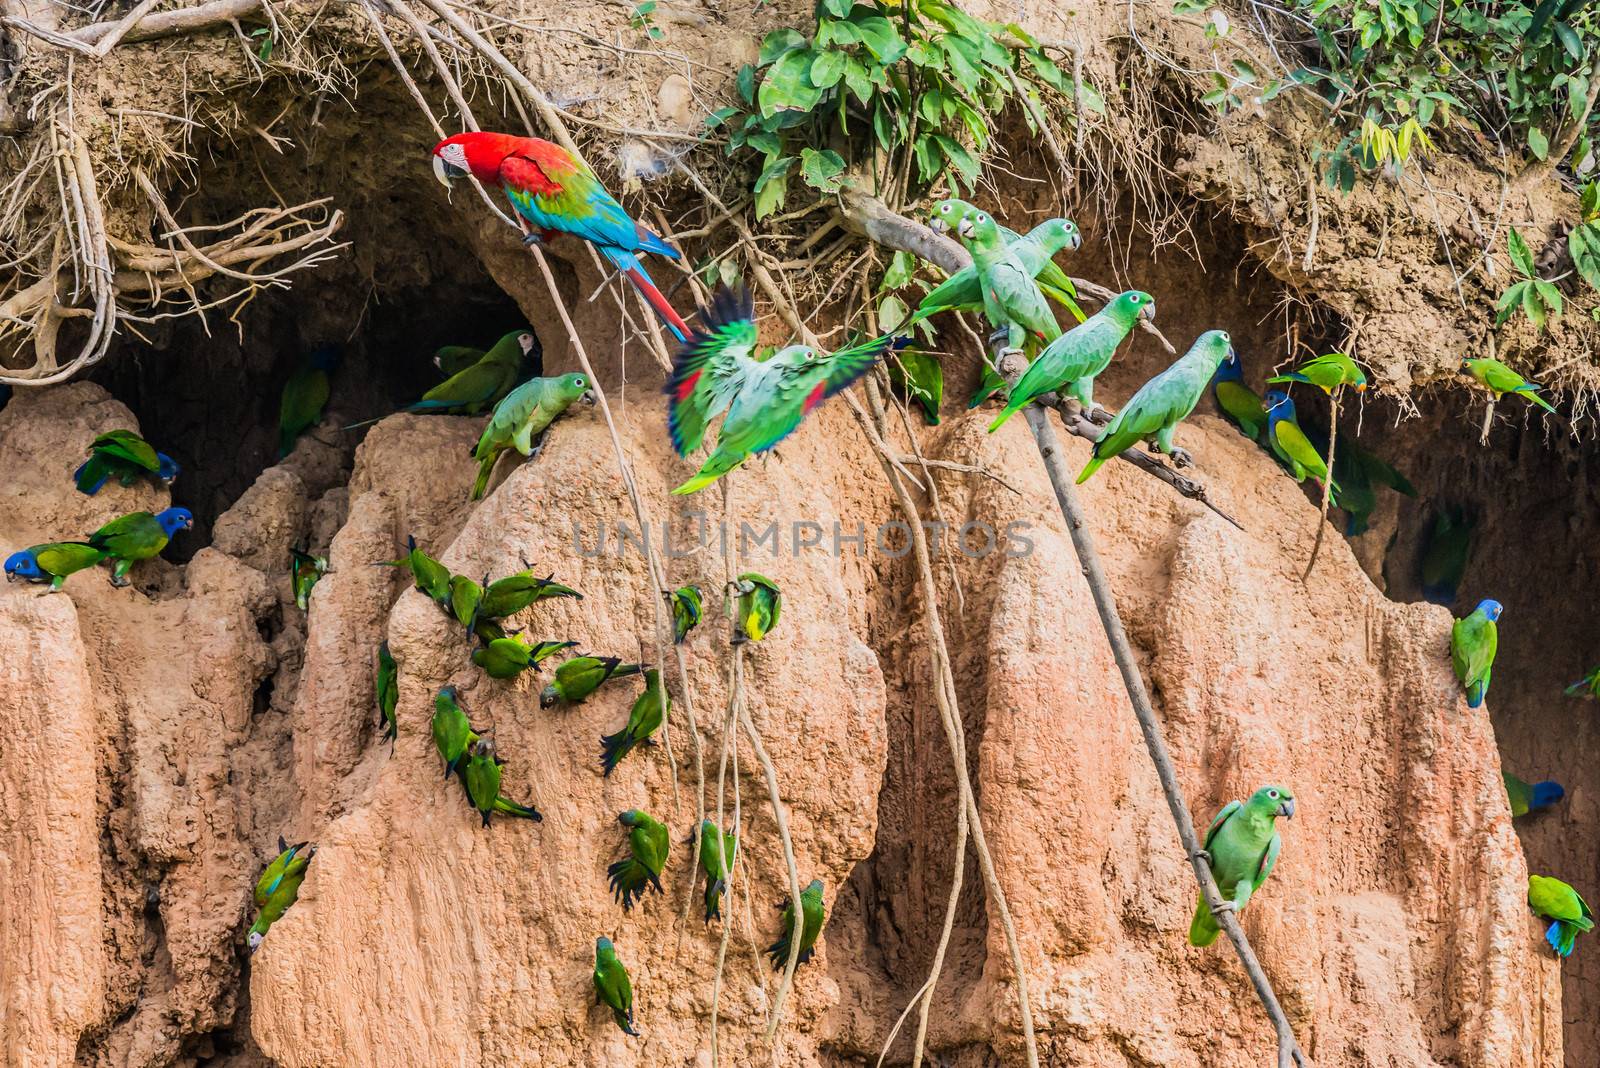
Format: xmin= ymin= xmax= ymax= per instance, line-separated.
xmin=1461 ymin=357 xmax=1558 ymax=415
xmin=473 ymin=636 xmax=576 ymax=680
xmin=667 ymin=585 xmax=704 ymax=644
xmin=1451 ymin=598 xmax=1501 ymax=709
xmin=1262 ymin=390 xmax=1341 ymax=496
xmin=729 ymin=572 xmax=781 ymax=644
xmin=280 ymin=345 xmax=340 ymax=458
xmin=1077 ymin=331 xmax=1237 ymax=484
xmin=87 ymin=507 xmax=193 ymax=586
xmin=1267 ymin=351 xmax=1368 ymax=394
xmin=539 ymin=656 xmax=644 ymax=708
xmin=1419 ymin=508 xmax=1474 ymax=605
xmin=1566 ymin=665 xmax=1600 ymax=699
xmin=922 ymin=201 xmax=1083 ymax=317
xmin=74 ymin=429 xmax=179 ymax=495
xmin=887 ymin=349 xmax=944 ymax=425
xmin=600 ymin=668 xmax=668 ymax=775
xmin=431 ymin=685 xmax=479 ymax=781
xmin=607 ymin=809 xmax=670 ymax=910
xmin=5 ymin=542 xmax=109 ymax=592
xmin=766 ymin=879 xmax=826 ymax=969
xmin=1529 ymin=874 xmax=1593 ymax=957
xmin=291 ymin=545 xmax=329 ymax=611
xmin=449 ymin=572 xmax=488 ymax=633
xmin=470 ymin=372 xmax=595 ymax=499
xmin=478 ymin=568 xmax=582 ymax=620
xmin=593 ymin=937 xmax=638 ymax=1036
xmin=987 ymin=290 xmax=1154 ymax=430
xmin=376 ymin=642 xmax=398 ymax=745
xmin=1331 ymin=437 xmax=1415 ymax=536
xmin=1188 ymin=785 xmax=1295 ymax=947
xmin=434 ymin=344 xmax=486 ymax=377
xmin=248 ymin=837 xmax=315 ymax=952
xmin=462 ymin=736 xmax=543 ymax=827
xmin=1211 ymin=356 xmax=1268 ymax=441
xmin=695 ymin=819 xmax=738 ymax=923
xmin=1504 ymin=772 xmax=1565 ymax=817
xmin=382 ymin=536 xmax=452 ymax=605
xmin=664 ymin=287 xmax=900 ymax=495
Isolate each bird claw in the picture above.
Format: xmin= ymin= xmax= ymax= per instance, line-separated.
xmin=1210 ymin=899 xmax=1236 ymax=915
xmin=520 ymin=231 xmax=545 ymax=247
xmin=1191 ymin=849 xmax=1212 ymax=865
xmin=1170 ymin=447 xmax=1194 ymax=469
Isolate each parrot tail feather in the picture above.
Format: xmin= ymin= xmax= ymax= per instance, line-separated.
xmin=1188 ymin=898 xmax=1221 ymax=947
xmin=599 ymin=728 xmax=635 ymax=776
xmin=1076 ymin=455 xmax=1107 ymax=485
xmin=1547 ymin=919 xmax=1575 ymax=957
xmin=672 ymin=450 xmax=745 ymax=494
xmin=492 ymin=796 xmax=543 ymax=821
xmin=987 ymin=403 xmax=1023 ymax=433
xmin=471 ymin=453 xmax=497 ymax=500
xmin=1467 ymin=682 xmax=1487 ymax=709
xmin=74 ymin=457 xmax=110 ymax=496
xmin=605 ymin=250 xmax=690 ymax=343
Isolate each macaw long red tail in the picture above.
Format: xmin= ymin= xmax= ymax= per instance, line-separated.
xmin=619 ymin=262 xmax=690 ymax=344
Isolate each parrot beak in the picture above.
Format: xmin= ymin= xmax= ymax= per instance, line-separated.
xmin=928 ymin=215 xmax=948 ymax=234
xmin=956 ymin=217 xmax=975 ymax=239
xmin=580 ymin=390 xmax=597 ymax=407
xmin=5 ymin=571 xmax=14 ymax=582
xmin=1355 ymin=382 xmax=1367 ymax=393
xmin=432 ymin=153 xmax=463 ymax=189
xmin=1140 ymin=301 xmax=1157 ymax=322
xmin=1277 ymin=798 xmax=1295 ymax=819
xmin=1226 ymin=345 xmax=1238 ymax=365
xmin=1069 ymin=230 xmax=1083 ymax=251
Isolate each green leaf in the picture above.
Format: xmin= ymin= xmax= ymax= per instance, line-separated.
xmin=1023 ymin=48 xmax=1066 ymax=92
xmin=843 ymin=57 xmax=874 ymax=104
xmin=1534 ymin=279 xmax=1565 ymax=320
xmin=878 ymin=294 xmax=909 ymax=333
xmin=819 ymin=18 xmax=858 ymax=46
xmin=1582 ymin=182 xmax=1600 ymax=223
xmin=745 ymin=130 xmax=782 ymax=156
xmin=799 ymin=147 xmax=847 ymax=191
xmin=737 ymin=64 xmax=757 ymax=105
xmin=705 ymin=106 xmax=740 ymax=130
xmin=914 ymin=133 xmax=943 ymax=181
xmin=1495 ymin=279 xmax=1529 ymax=325
xmin=1528 ymin=126 xmax=1550 ymax=161
xmin=759 ymin=29 xmax=807 ymax=65
xmin=810 ymin=49 xmax=846 ymax=88
xmin=759 ymin=50 xmax=824 ymax=117
xmin=1520 ymin=281 xmax=1547 ymax=330
xmin=872 ymin=101 xmax=893 ymax=150
xmin=942 ymin=35 xmax=983 ymax=93
xmin=931 ymin=134 xmax=979 ymax=186
xmin=1172 ymin=0 xmax=1209 ymax=12
xmin=1508 ymin=227 xmax=1536 ymax=277
xmin=1077 ymin=81 xmax=1107 ymax=115
xmin=1567 ymin=222 xmax=1600 ymax=289
xmin=821 ymin=0 xmax=853 ymax=17
xmin=881 ymin=250 xmax=915 ymax=291
xmin=754 ymin=156 xmax=793 ymax=218
xmin=1556 ymin=22 xmax=1584 ymax=62
xmin=851 ymin=15 xmax=907 ymax=64
xmin=1231 ymin=59 xmax=1259 ymax=84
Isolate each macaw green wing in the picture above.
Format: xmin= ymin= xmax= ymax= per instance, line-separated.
xmin=751 ymin=335 xmax=898 ymax=454
xmin=983 ymin=257 xmax=1060 ymax=342
xmin=92 ymin=430 xmax=161 ymax=472
xmin=1034 ymin=262 xmax=1085 ymax=322
xmin=666 ymin=287 xmax=760 ymax=456
xmin=435 ymin=345 xmax=485 ymax=377
xmin=1203 ymin=800 xmax=1242 ymax=853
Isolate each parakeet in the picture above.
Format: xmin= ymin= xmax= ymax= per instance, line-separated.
xmin=1504 ymin=772 xmax=1565 ymax=817
xmin=1188 ymin=785 xmax=1294 ymax=948
xmin=887 ymin=349 xmax=944 ymax=425
xmin=766 ymin=879 xmax=826 ymax=969
xmin=1077 ymin=331 xmax=1237 ymax=484
xmin=730 ymin=572 xmax=781 ymax=644
xmin=1462 ymin=357 xmax=1558 ymax=415
xmin=473 ymin=636 xmax=576 ymax=680
xmin=1263 ymin=390 xmax=1340 ymax=496
xmin=664 ymin=286 xmax=900 ymax=494
xmin=1451 ymin=598 xmax=1501 ymax=709
xmin=431 ymin=685 xmax=479 ymax=781
xmin=86 ymin=507 xmax=193 ymax=586
xmin=279 ymin=345 xmax=340 ymax=457
xmin=539 ymin=656 xmax=643 ymax=708
xmin=449 ymin=572 xmax=488 ymax=633
xmin=382 ymin=536 xmax=451 ymax=604
xmin=395 ymin=331 xmax=536 ymax=418
xmin=1566 ymin=665 xmax=1600 ymax=699
xmin=1331 ymin=438 xmax=1415 ymax=536
xmin=478 ymin=568 xmax=583 ymax=620
xmin=695 ymin=819 xmax=738 ymax=922
xmin=600 ymin=668 xmax=668 ymax=775
xmin=593 ymin=937 xmax=638 ymax=1036
xmin=922 ymin=202 xmax=1083 ymax=315
xmin=1529 ymin=874 xmax=1593 ymax=957
xmin=1211 ymin=356 xmax=1268 ymax=441
xmin=434 ymin=344 xmax=486 ymax=377
xmin=1420 ymin=508 xmax=1474 ymax=605
xmin=667 ymin=585 xmax=703 ymax=644
xmin=74 ymin=429 xmax=179 ymax=495
xmin=987 ymin=290 xmax=1154 ymax=430
xmin=606 ymin=809 xmax=670 ymax=910
xmin=5 ymin=542 xmax=108 ymax=592
xmin=432 ymin=132 xmax=691 ymax=343
xmin=376 ymin=642 xmax=398 ymax=745
xmin=1267 ymin=351 xmax=1367 ymax=393
xmin=470 ymin=372 xmax=594 ymax=499
xmin=290 ymin=545 xmax=328 ymax=610
xmin=462 ymin=736 xmax=543 ymax=827
xmin=248 ymin=838 xmax=315 ymax=952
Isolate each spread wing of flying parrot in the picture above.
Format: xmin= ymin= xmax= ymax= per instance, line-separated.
xmin=1567 ymin=664 xmax=1600 ymax=699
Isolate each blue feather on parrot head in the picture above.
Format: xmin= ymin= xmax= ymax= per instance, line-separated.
xmin=1532 ymin=781 xmax=1566 ymax=808
xmin=596 ymin=935 xmax=614 ymax=953
xmin=1476 ymin=598 xmax=1503 ymax=621
xmin=155 ymin=508 xmax=193 ymax=535
xmin=5 ymin=549 xmax=41 ymax=581
xmin=618 ymin=809 xmax=643 ymax=827
xmin=1264 ymin=390 xmax=1295 ymax=420
xmin=156 ymin=454 xmax=180 ymax=485
xmin=1213 ymin=353 xmax=1244 ymax=383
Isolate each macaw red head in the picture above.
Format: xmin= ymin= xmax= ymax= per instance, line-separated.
xmin=432 ymin=132 xmax=524 ymax=187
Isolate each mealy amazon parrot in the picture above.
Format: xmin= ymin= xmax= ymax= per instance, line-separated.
xmin=478 ymin=568 xmax=583 ymax=619
xmin=87 ymin=507 xmax=193 ymax=586
xmin=290 ymin=545 xmax=329 ymax=611
xmin=766 ymin=879 xmax=826 ymax=970
xmin=74 ymin=429 xmax=178 ymax=495
xmin=431 ymin=685 xmax=480 ymax=781
xmin=606 ymin=809 xmax=670 ymax=910
xmin=1461 ymin=357 xmax=1558 ymax=415
xmin=1188 ymin=785 xmax=1294 ymax=947
xmin=600 ymin=668 xmax=668 ymax=775
xmin=664 ymin=286 xmax=901 ymax=494
xmin=1451 ymin=598 xmax=1501 ymax=709
xmin=462 ymin=736 xmax=543 ymax=827
xmin=540 ymin=656 xmax=643 ymax=708
xmin=593 ymin=937 xmax=639 ymax=1035
xmin=922 ymin=201 xmax=1083 ymax=318
xmin=987 ymin=289 xmax=1154 ymax=430
xmin=248 ymin=838 xmax=315 ymax=952
xmin=432 ymin=131 xmax=691 ymax=343
xmin=1566 ymin=664 xmax=1600 ymax=699
xmin=1211 ymin=356 xmax=1268 ymax=441
xmin=5 ymin=542 xmax=108 ymax=592
xmin=1268 ymin=351 xmax=1368 ymax=393
xmin=381 ymin=536 xmax=451 ymax=604
xmin=948 ymin=207 xmax=1064 ymax=407
xmin=1529 ymin=874 xmax=1593 ymax=958
xmin=279 ymin=345 xmax=340 ymax=458
xmin=1504 ymin=772 xmax=1565 ymax=818
xmin=376 ymin=641 xmax=398 ymax=745
xmin=473 ymin=636 xmax=576 ymax=680
xmin=434 ymin=344 xmax=486 ymax=378
xmin=667 ymin=585 xmax=703 ymax=644
xmin=887 ymin=348 xmax=944 ymax=425
xmin=729 ymin=572 xmax=780 ymax=644
xmin=1262 ymin=390 xmax=1340 ymax=498
xmin=471 ymin=372 xmax=594 ymax=499
xmin=695 ymin=819 xmax=738 ymax=923
xmin=1077 ymin=331 xmax=1236 ymax=483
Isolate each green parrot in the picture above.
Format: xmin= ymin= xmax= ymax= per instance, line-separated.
xmin=279 ymin=345 xmax=339 ymax=457
xmin=290 ymin=545 xmax=329 ymax=611
xmin=600 ymin=669 xmax=668 ymax=775
xmin=1077 ymin=331 xmax=1236 ymax=484
xmin=665 ymin=287 xmax=900 ymax=495
xmin=606 ymin=809 xmax=670 ymax=910
xmin=1461 ymin=357 xmax=1558 ymax=415
xmin=5 ymin=542 xmax=109 ymax=592
xmin=376 ymin=642 xmax=398 ymax=745
xmin=403 ymin=330 xmax=536 ymax=416
xmin=462 ymin=736 xmax=543 ymax=827
xmin=74 ymin=429 xmax=178 ymax=495
xmin=1188 ymin=785 xmax=1295 ymax=947
xmin=86 ymin=507 xmax=193 ymax=586
xmin=477 ymin=568 xmax=583 ymax=620
xmin=730 ymin=572 xmax=781 ymax=644
xmin=471 ymin=372 xmax=595 ymax=499
xmin=1504 ymin=772 xmax=1565 ymax=817
xmin=887 ymin=349 xmax=944 ymax=425
xmin=382 ymin=536 xmax=451 ymax=605
xmin=473 ymin=636 xmax=576 ymax=680
xmin=1451 ymin=599 xmax=1501 ymax=709
xmin=431 ymin=685 xmax=479 ymax=781
xmin=1211 ymin=356 xmax=1268 ymax=441
xmin=987 ymin=290 xmax=1155 ymax=430
xmin=922 ymin=201 xmax=1083 ymax=316
xmin=1332 ymin=438 xmax=1415 ymax=536
xmin=1262 ymin=391 xmax=1340 ymax=498
xmin=766 ymin=879 xmax=826 ymax=969
xmin=539 ymin=656 xmax=643 ymax=708
xmin=1566 ymin=665 xmax=1600 ymax=699
xmin=449 ymin=572 xmax=488 ymax=633
xmin=434 ymin=344 xmax=486 ymax=377
xmin=950 ymin=207 xmax=1064 ymax=407
xmin=593 ymin=937 xmax=638 ymax=1036
xmin=1268 ymin=351 xmax=1368 ymax=394
xmin=1529 ymin=875 xmax=1593 ymax=958
xmin=667 ymin=585 xmax=703 ymax=644
xmin=248 ymin=837 xmax=315 ymax=952
xmin=695 ymin=819 xmax=738 ymax=923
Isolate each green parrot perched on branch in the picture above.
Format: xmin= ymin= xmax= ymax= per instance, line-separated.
xmin=471 ymin=372 xmax=595 ymax=499
xmin=920 ymin=200 xmax=1083 ymax=317
xmin=1268 ymin=351 xmax=1367 ymax=394
xmin=664 ymin=287 xmax=901 ymax=495
xmin=1077 ymin=331 xmax=1237 ymax=483
xmin=593 ymin=937 xmax=638 ymax=1036
xmin=730 ymin=572 xmax=781 ymax=644
xmin=248 ymin=837 xmax=315 ymax=952
xmin=87 ymin=507 xmax=193 ymax=586
xmin=600 ymin=668 xmax=668 ymax=775
xmin=375 ymin=641 xmax=398 ymax=745
xmin=5 ymin=542 xmax=108 ymax=592
xmin=766 ymin=879 xmax=826 ymax=970
xmin=1188 ymin=785 xmax=1294 ymax=948
xmin=1461 ymin=357 xmax=1558 ymax=415
xmin=540 ymin=656 xmax=643 ymax=708
xmin=695 ymin=819 xmax=738 ymax=923
xmin=986 ymin=290 xmax=1154 ymax=430
xmin=1529 ymin=875 xmax=1593 ymax=958
xmin=607 ymin=809 xmax=670 ymax=910
xmin=463 ymin=736 xmax=543 ymax=827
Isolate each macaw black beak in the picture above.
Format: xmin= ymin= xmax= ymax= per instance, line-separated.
xmin=1277 ymin=799 xmax=1295 ymax=819
xmin=432 ymin=154 xmax=464 ymax=188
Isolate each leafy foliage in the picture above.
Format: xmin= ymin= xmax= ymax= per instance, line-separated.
xmin=1496 ymin=226 xmax=1564 ymax=329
